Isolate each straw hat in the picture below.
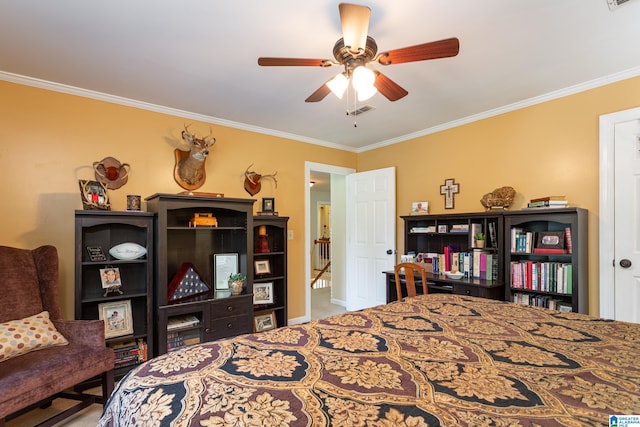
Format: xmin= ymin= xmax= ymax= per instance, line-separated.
xmin=93 ymin=157 xmax=130 ymax=190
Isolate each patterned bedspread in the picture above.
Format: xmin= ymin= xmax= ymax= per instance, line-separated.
xmin=98 ymin=294 xmax=640 ymax=426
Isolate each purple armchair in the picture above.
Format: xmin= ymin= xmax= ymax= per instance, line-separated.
xmin=0 ymin=245 xmax=114 ymax=426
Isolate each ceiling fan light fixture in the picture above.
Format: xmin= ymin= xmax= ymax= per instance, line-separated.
xmin=352 ymin=66 xmax=375 ymax=91
xmin=351 ymin=65 xmax=377 ymax=100
xmin=356 ymin=84 xmax=377 ymax=101
xmin=327 ymin=73 xmax=349 ymax=99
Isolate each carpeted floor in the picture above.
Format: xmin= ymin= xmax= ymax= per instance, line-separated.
xmin=311 ymin=286 xmax=346 ymax=320
xmin=7 ymin=387 xmax=103 ymax=426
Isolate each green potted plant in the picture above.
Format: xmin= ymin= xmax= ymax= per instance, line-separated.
xmin=228 ymin=272 xmax=246 ymax=295
xmin=475 ymin=232 xmax=485 ymax=248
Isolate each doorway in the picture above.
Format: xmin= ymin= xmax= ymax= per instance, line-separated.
xmin=599 ymin=106 xmax=640 ymax=323
xmin=303 ymin=162 xmax=355 ymax=323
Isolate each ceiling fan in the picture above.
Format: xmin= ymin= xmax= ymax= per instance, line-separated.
xmin=257 ymin=3 xmax=460 ymax=103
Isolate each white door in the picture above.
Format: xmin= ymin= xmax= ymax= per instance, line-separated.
xmin=613 ymin=119 xmax=640 ymax=323
xmin=345 ymin=167 xmax=396 ymax=311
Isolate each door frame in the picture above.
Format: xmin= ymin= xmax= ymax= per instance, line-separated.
xmin=599 ymin=106 xmax=640 ymax=319
xmin=297 ymin=161 xmax=355 ymax=324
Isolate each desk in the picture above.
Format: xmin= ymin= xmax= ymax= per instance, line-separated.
xmin=384 ymin=271 xmax=504 ymax=303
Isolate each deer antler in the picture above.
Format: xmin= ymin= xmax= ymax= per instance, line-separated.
xmin=243 ymin=164 xmax=278 ymax=196
xmin=261 ymin=171 xmax=278 ymax=187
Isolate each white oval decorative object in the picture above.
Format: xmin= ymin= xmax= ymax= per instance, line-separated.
xmin=109 ymin=243 xmax=147 ymax=260
xmin=445 ymin=271 xmax=464 ymax=280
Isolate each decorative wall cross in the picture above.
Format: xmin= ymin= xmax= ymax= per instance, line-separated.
xmin=440 ymin=178 xmax=460 ymax=209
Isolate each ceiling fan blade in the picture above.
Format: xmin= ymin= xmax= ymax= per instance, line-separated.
xmin=377 ymin=37 xmax=460 ymax=65
xmin=305 ymin=82 xmax=332 ymax=102
xmin=374 ymin=71 xmax=408 ymax=102
xmin=339 ymin=3 xmax=371 ymax=54
xmin=258 ymin=57 xmax=334 ymax=67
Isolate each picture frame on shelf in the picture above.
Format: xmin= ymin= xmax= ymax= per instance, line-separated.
xmin=262 ymin=197 xmax=275 ymax=213
xmin=100 ymin=267 xmax=123 ymax=296
xmin=410 ymin=201 xmax=429 ymax=214
xmin=98 ymin=300 xmax=133 ymax=339
xmin=254 ymin=259 xmax=271 ymax=275
xmin=78 ymin=179 xmax=110 ymax=210
xmin=536 ymin=231 xmax=565 ymax=249
xmin=254 ymin=311 xmax=276 ymax=332
xmin=437 ymin=225 xmax=448 ymax=233
xmin=253 ymin=282 xmax=274 ymax=304
xmin=212 ymin=253 xmax=239 ymax=290
xmin=100 ymin=267 xmax=121 ymax=288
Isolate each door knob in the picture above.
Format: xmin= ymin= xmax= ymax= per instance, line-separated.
xmin=620 ymin=259 xmax=632 ymax=268
xmin=386 ymin=249 xmax=393 ymax=255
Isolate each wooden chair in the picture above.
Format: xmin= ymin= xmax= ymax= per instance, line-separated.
xmin=394 ymin=262 xmax=428 ymax=301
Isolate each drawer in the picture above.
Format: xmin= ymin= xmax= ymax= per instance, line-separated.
xmin=209 ymin=314 xmax=251 ymax=340
xmin=453 ymin=283 xmax=480 ymax=297
xmin=209 ymin=297 xmax=251 ymax=320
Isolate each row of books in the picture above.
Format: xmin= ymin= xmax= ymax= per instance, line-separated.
xmin=422 ymin=248 xmax=498 ymax=280
xmin=108 ymin=338 xmax=148 ymax=368
xmin=512 ymin=292 xmax=573 ymax=312
xmin=510 ymin=261 xmax=573 ymax=294
xmin=510 ymin=227 xmax=572 ymax=254
xmin=526 ymin=195 xmax=569 ymax=209
xmin=167 ymin=330 xmax=201 ymax=351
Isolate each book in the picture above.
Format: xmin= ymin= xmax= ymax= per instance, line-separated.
xmin=167 ymin=314 xmax=200 ymax=331
xmin=530 ymin=196 xmax=566 ymax=202
xmin=533 ymin=247 xmax=567 ymax=254
xmin=564 ymin=227 xmax=573 ymax=254
xmin=527 ymin=200 xmax=569 ymax=208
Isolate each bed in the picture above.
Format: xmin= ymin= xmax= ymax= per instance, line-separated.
xmin=98 ymin=294 xmax=640 ymax=426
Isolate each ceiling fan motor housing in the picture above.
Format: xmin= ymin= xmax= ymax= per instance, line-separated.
xmin=333 ymin=36 xmax=378 ymax=74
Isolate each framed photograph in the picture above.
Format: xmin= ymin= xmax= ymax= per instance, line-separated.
xmin=262 ymin=197 xmax=275 ymax=213
xmin=411 ymin=201 xmax=429 ymax=214
xmin=98 ymin=300 xmax=133 ymax=339
xmin=254 ymin=259 xmax=271 ymax=275
xmin=79 ymin=179 xmax=110 ymax=210
xmin=253 ymin=282 xmax=274 ymax=304
xmin=254 ymin=311 xmax=276 ymax=332
xmin=536 ymin=231 xmax=565 ymax=249
xmin=437 ymin=225 xmax=448 ymax=233
xmin=213 ymin=253 xmax=239 ymax=290
xmin=100 ymin=267 xmax=121 ymax=288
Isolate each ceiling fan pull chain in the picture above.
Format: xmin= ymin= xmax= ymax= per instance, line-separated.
xmin=352 ymin=88 xmax=358 ymax=127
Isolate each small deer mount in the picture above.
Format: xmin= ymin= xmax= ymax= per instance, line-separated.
xmin=174 ymin=124 xmax=216 ymax=191
xmin=244 ymin=164 xmax=277 ymax=196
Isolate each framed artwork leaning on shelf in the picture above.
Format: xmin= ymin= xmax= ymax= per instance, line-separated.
xmin=212 ymin=253 xmax=238 ymax=290
xmin=255 ymin=259 xmax=271 ymax=275
xmin=254 ymin=311 xmax=276 ymax=332
xmin=99 ymin=300 xmax=133 ymax=339
xmin=254 ymin=282 xmax=274 ymax=304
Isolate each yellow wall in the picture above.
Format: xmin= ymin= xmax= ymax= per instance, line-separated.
xmin=1 ymin=75 xmax=639 ymax=319
xmin=358 ymin=75 xmax=640 ymax=315
xmin=0 ymin=80 xmax=356 ymax=319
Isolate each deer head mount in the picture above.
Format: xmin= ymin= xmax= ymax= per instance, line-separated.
xmin=174 ymin=124 xmax=216 ymax=191
xmin=244 ymin=164 xmax=277 ymax=196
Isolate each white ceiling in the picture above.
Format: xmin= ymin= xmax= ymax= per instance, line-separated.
xmin=1 ymin=1 xmax=640 ymax=152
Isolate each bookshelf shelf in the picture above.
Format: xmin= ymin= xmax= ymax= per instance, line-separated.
xmin=74 ymin=210 xmax=154 ymax=380
xmin=387 ymin=212 xmax=505 ymax=302
xmin=146 ymin=194 xmax=255 ymax=355
xmin=253 ymin=216 xmax=289 ymax=330
xmin=503 ymin=208 xmax=587 ymax=313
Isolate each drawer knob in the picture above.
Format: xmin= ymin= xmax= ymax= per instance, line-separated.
xmin=465 ymin=289 xmax=471 ymax=295
xmin=227 ymin=323 xmax=233 ymax=329
xmin=227 ymin=306 xmax=233 ymax=311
